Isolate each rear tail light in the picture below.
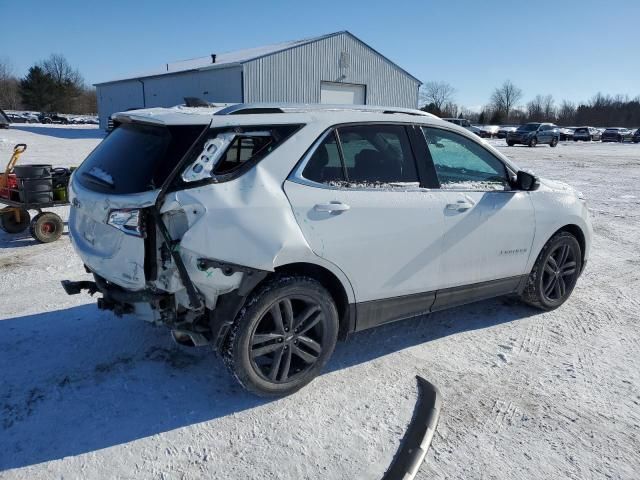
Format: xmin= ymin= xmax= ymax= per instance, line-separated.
xmin=107 ymin=209 xmax=144 ymax=237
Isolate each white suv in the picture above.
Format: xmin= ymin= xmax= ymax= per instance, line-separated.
xmin=63 ymin=103 xmax=592 ymax=396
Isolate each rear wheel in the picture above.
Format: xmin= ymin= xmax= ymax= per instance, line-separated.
xmin=528 ymin=137 xmax=538 ymax=147
xmin=521 ymin=231 xmax=582 ymax=310
xmin=30 ymin=212 xmax=64 ymax=243
xmin=222 ymin=275 xmax=339 ymax=397
xmin=0 ymin=208 xmax=31 ymax=233
xmin=507 ymin=141 xmax=514 ymax=147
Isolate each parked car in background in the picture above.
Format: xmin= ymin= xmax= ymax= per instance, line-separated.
xmin=498 ymin=126 xmax=517 ymax=138
xmin=5 ymin=113 xmax=26 ymax=124
xmin=38 ymin=113 xmax=70 ymax=124
xmin=442 ymin=118 xmax=483 ymax=137
xmin=633 ymin=129 xmax=640 ymax=143
xmin=507 ymin=122 xmax=560 ymax=147
xmin=558 ymin=127 xmax=575 ymax=141
xmin=573 ymin=127 xmax=601 ymax=141
xmin=62 ymin=103 xmax=592 ymax=396
xmin=477 ymin=125 xmax=499 ymax=138
xmin=601 ymin=127 xmax=634 ymax=143
xmin=21 ymin=112 xmax=40 ymax=123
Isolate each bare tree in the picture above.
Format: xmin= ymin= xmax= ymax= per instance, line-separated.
xmin=490 ymin=80 xmax=523 ymax=121
xmin=527 ymin=95 xmax=544 ymax=121
xmin=40 ymin=54 xmax=84 ymax=87
xmin=557 ymin=100 xmax=576 ymax=125
xmin=0 ymin=57 xmax=22 ymax=109
xmin=419 ymin=81 xmax=456 ymax=111
xmin=542 ymin=94 xmax=555 ymax=120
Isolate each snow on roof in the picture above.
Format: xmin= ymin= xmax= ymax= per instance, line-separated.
xmin=96 ymin=31 xmax=344 ymax=85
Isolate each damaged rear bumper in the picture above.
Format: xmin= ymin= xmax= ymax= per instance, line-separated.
xmin=61 ymin=275 xmax=172 ymax=319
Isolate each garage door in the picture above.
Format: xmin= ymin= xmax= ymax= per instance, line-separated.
xmin=320 ymin=82 xmax=366 ymax=105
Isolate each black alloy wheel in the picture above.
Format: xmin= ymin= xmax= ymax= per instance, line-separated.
xmin=250 ymin=296 xmax=326 ymax=383
xmin=521 ymin=231 xmax=582 ymax=310
xmin=223 ymin=275 xmax=339 ymax=397
xmin=540 ymin=243 xmax=578 ymax=303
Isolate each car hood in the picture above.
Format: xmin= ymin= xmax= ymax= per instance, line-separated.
xmin=538 ymin=177 xmax=578 ymax=195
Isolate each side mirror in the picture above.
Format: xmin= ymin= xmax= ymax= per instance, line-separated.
xmin=516 ymin=170 xmax=540 ymax=191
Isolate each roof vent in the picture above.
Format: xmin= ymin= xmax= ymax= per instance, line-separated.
xmin=184 ymin=97 xmax=210 ymax=107
xmin=211 ymin=54 xmax=217 ymax=64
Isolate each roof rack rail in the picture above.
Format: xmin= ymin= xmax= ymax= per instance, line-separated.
xmin=214 ymin=103 xmax=434 ymax=117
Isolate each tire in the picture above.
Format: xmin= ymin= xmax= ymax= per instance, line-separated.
xmin=618 ymin=135 xmax=623 ymax=143
xmin=507 ymin=141 xmax=514 ymax=147
xmin=521 ymin=231 xmax=582 ymax=311
xmin=550 ymin=137 xmax=558 ymax=147
xmin=0 ymin=208 xmax=31 ymax=233
xmin=29 ymin=212 xmax=64 ymax=243
xmin=222 ymin=275 xmax=339 ymax=397
xmin=528 ymin=137 xmax=538 ymax=147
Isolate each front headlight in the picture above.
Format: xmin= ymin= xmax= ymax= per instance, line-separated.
xmin=107 ymin=209 xmax=144 ymax=237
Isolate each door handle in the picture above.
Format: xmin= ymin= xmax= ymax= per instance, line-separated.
xmin=314 ymin=201 xmax=350 ymax=213
xmin=446 ymin=201 xmax=473 ymax=211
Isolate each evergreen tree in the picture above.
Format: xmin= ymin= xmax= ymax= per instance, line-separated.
xmin=20 ymin=66 xmax=57 ymax=111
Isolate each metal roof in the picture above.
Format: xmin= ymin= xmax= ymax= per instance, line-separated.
xmin=95 ymin=31 xmax=420 ymax=86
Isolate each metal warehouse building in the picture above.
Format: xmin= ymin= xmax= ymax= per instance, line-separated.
xmin=95 ymin=31 xmax=421 ymax=129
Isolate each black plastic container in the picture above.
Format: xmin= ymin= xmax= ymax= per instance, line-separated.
xmin=14 ymin=164 xmax=53 ymax=204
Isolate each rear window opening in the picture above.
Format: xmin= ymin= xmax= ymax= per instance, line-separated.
xmin=178 ymin=124 xmax=302 ymax=184
xmin=76 ymin=123 xmax=204 ymax=194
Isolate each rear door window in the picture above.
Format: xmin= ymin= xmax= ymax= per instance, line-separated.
xmin=336 ymin=125 xmax=419 ymax=185
xmin=300 ymin=124 xmax=420 ymax=187
xmin=302 ymin=132 xmax=345 ymax=183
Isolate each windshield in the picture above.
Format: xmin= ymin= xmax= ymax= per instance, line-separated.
xmin=517 ymin=124 xmax=540 ymax=132
xmin=76 ymin=123 xmax=204 ymax=194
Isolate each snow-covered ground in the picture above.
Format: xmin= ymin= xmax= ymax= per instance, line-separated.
xmin=1 ymin=125 xmax=638 ymax=479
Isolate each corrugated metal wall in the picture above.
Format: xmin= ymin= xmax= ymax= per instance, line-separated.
xmin=96 ymin=33 xmax=420 ymax=129
xmin=96 ymin=80 xmax=144 ymax=129
xmin=96 ymin=66 xmax=243 ymax=128
xmin=243 ymin=32 xmax=419 ymax=108
xmin=142 ymin=66 xmax=243 ymax=108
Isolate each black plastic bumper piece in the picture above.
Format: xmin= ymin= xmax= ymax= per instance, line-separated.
xmin=381 ymin=376 xmax=442 ymax=480
xmin=61 ymin=280 xmax=98 ymax=296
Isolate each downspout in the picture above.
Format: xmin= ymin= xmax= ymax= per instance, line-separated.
xmin=138 ymin=79 xmax=146 ymax=108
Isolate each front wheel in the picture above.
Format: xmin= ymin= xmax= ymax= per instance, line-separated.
xmin=550 ymin=137 xmax=558 ymax=147
xmin=222 ymin=275 xmax=339 ymax=397
xmin=521 ymin=231 xmax=582 ymax=310
xmin=507 ymin=141 xmax=515 ymax=146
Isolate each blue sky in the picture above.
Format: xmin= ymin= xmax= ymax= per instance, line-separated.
xmin=2 ymin=0 xmax=639 ymax=110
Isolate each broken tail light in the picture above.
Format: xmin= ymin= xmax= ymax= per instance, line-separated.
xmin=107 ymin=208 xmax=144 ymax=237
